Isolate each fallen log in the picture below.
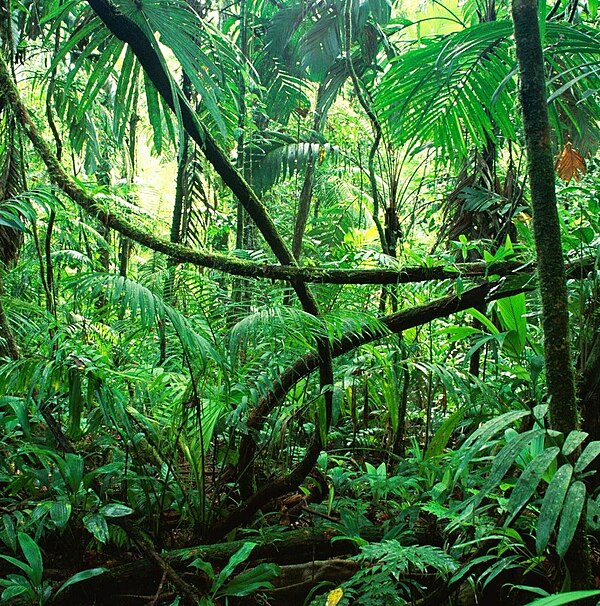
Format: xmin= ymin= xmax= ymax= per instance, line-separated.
xmin=54 ymin=525 xmax=383 ymax=605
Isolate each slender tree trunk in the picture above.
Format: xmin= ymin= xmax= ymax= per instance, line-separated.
xmin=0 ymin=275 xmax=19 ymax=359
xmin=292 ymin=84 xmax=327 ymax=262
xmin=119 ymin=98 xmax=139 ymax=278
xmin=512 ymin=0 xmax=590 ymax=588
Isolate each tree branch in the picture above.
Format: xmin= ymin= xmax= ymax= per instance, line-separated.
xmin=0 ymin=56 xmax=594 ymax=290
xmin=225 ymin=279 xmax=533 ymax=540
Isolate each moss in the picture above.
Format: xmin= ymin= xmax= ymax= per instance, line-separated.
xmin=512 ymin=0 xmax=591 ymax=589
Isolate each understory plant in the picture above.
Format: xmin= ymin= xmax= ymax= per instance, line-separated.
xmin=0 ymin=532 xmax=105 ymax=605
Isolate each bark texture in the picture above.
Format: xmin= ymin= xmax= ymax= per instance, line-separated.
xmin=512 ymin=0 xmax=576 ymax=435
xmin=512 ymin=0 xmax=590 ymax=588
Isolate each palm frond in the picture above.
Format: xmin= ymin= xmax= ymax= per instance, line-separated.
xmin=229 ymin=305 xmax=324 ymax=364
xmin=260 ymin=59 xmax=312 ymax=124
xmin=375 ymin=21 xmax=516 ymax=161
xmin=249 ymin=132 xmax=339 ymax=192
xmin=0 ymin=187 xmax=59 ymax=233
xmin=114 ymin=0 xmax=242 ymax=137
xmin=375 ymin=20 xmax=600 ymax=161
xmin=545 ymin=23 xmax=600 ymax=155
xmin=67 ymin=272 xmax=222 ymax=368
xmin=323 ymin=308 xmax=390 ymax=343
xmin=45 ymin=0 xmax=243 ymax=155
xmin=181 ymin=149 xmax=215 ymax=249
xmin=170 ymin=268 xmax=230 ymax=335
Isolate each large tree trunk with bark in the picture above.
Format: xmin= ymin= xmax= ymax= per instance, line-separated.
xmin=512 ymin=0 xmax=591 ymax=588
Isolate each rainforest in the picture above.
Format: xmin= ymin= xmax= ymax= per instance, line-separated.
xmin=0 ymin=0 xmax=600 ymax=604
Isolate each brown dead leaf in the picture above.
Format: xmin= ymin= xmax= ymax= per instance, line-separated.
xmin=555 ymin=142 xmax=587 ymax=183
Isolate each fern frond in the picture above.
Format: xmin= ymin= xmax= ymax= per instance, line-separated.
xmin=358 ymin=541 xmax=458 ymax=576
xmin=67 ymin=273 xmax=222 ymax=368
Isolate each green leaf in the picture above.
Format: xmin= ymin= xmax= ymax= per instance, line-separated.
xmin=574 ymin=441 xmax=600 ymax=473
xmin=188 ymin=557 xmax=214 ymax=579
xmin=83 ymin=514 xmax=110 ymax=544
xmin=587 ymin=497 xmax=600 ymax=531
xmin=2 ymin=584 xmax=33 ymax=601
xmin=449 ymin=554 xmax=497 ymax=586
xmin=0 ymin=514 xmax=17 ymax=552
xmin=555 ymin=481 xmax=586 ymax=558
xmin=99 ymin=504 xmax=134 ymax=518
xmin=436 ymin=326 xmax=483 ymax=341
xmin=455 ymin=410 xmax=530 ymax=481
xmin=426 ymin=407 xmax=468 ymax=459
xmin=481 ymin=554 xmax=520 ymax=589
xmin=17 ymin=533 xmax=43 ymax=587
xmin=465 ymin=308 xmax=500 ymax=335
xmin=0 ymin=555 xmax=33 ymax=579
xmin=54 ymin=568 xmax=107 ymax=597
xmin=213 ymin=543 xmax=256 ymax=594
xmin=50 ymin=500 xmax=72 ymax=529
xmin=374 ymin=21 xmax=516 ymax=161
xmin=506 ymin=447 xmax=560 ymax=525
xmin=0 ymin=214 xmax=26 ymax=231
xmin=495 ymin=294 xmax=527 ymax=356
xmin=523 ymin=590 xmax=600 ymax=605
xmin=144 ymin=73 xmax=164 ymax=154
xmin=68 ymin=369 xmax=83 ymax=439
xmin=536 ymin=464 xmax=573 ymax=554
xmin=222 ymin=563 xmax=280 ymax=597
xmin=562 ymin=431 xmax=588 ymax=456
xmin=469 ymin=429 xmax=543 ymax=511
xmin=63 ymin=453 xmax=84 ymax=494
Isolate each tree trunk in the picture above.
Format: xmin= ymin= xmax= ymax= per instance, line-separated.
xmin=0 ymin=275 xmax=19 ymax=359
xmin=512 ymin=0 xmax=590 ymax=588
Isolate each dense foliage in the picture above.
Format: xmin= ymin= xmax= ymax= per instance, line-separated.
xmin=0 ymin=0 xmax=599 ymax=604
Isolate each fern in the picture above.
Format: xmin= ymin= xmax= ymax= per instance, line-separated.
xmin=357 ymin=541 xmax=457 ymax=575
xmin=310 ymin=542 xmax=457 ymax=606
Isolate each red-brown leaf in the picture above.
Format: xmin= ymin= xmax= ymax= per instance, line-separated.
xmin=555 ymin=142 xmax=587 ymax=182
